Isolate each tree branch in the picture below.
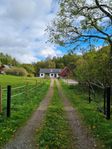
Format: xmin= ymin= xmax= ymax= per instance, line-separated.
xmin=95 ymin=0 xmax=112 ymax=22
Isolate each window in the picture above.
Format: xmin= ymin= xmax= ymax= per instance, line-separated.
xmin=51 ymin=73 xmax=54 ymax=76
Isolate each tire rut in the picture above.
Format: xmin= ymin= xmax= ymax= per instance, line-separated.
xmin=56 ymin=79 xmax=100 ymax=149
xmin=2 ymin=79 xmax=54 ymax=149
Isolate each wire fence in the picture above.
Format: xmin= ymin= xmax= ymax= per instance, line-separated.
xmin=68 ymin=81 xmax=112 ymax=120
xmin=86 ymin=82 xmax=112 ymax=120
xmin=0 ymin=79 xmax=44 ymax=117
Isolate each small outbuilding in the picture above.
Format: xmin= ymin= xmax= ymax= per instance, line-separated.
xmin=0 ymin=65 xmax=10 ymax=74
xmin=59 ymin=67 xmax=71 ymax=77
xmin=39 ymin=68 xmax=61 ymax=78
xmin=0 ymin=65 xmax=5 ymax=74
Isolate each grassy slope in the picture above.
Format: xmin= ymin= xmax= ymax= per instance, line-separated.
xmin=0 ymin=75 xmax=42 ymax=87
xmin=37 ymin=81 xmax=74 ymax=149
xmin=61 ymin=81 xmax=112 ymax=149
xmin=0 ymin=75 xmax=50 ymax=147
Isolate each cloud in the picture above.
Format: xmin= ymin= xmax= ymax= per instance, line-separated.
xmin=39 ymin=47 xmax=63 ymax=58
xmin=0 ymin=0 xmax=63 ymax=63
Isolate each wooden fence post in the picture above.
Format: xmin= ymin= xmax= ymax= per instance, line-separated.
xmin=7 ymin=85 xmax=11 ymax=117
xmin=106 ymin=87 xmax=111 ymax=120
xmin=25 ymin=82 xmax=28 ymax=98
xmin=36 ymin=80 xmax=37 ymax=86
xmin=0 ymin=85 xmax=2 ymax=113
xmin=104 ymin=87 xmax=106 ymax=115
xmin=89 ymin=84 xmax=91 ymax=103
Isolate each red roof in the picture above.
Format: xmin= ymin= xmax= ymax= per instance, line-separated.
xmin=59 ymin=67 xmax=70 ymax=77
xmin=0 ymin=65 xmax=5 ymax=73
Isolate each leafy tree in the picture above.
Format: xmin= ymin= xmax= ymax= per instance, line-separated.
xmin=49 ymin=0 xmax=112 ymax=49
xmin=48 ymin=0 xmax=112 ymax=70
xmin=45 ymin=59 xmax=56 ymax=68
xmin=21 ymin=64 xmax=35 ymax=74
xmin=0 ymin=52 xmax=20 ymax=66
xmin=75 ymin=46 xmax=111 ymax=86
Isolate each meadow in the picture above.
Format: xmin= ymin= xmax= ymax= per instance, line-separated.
xmin=0 ymin=75 xmax=50 ymax=147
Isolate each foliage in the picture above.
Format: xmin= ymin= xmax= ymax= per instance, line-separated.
xmin=0 ymin=52 xmax=19 ymax=66
xmin=5 ymin=67 xmax=28 ymax=76
xmin=48 ymin=0 xmax=112 ymax=51
xmin=61 ymin=81 xmax=112 ymax=149
xmin=48 ymin=0 xmax=112 ymax=78
xmin=75 ymin=46 xmax=111 ymax=86
xmin=21 ymin=64 xmax=35 ymax=75
xmin=35 ymin=53 xmax=79 ymax=77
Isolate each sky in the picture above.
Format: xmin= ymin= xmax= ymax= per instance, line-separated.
xmin=0 ymin=0 xmax=66 ymax=63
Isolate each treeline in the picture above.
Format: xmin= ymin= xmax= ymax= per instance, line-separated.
xmin=0 ymin=46 xmax=111 ymax=85
xmin=35 ymin=54 xmax=79 ymax=76
xmin=0 ymin=53 xmax=34 ymax=77
xmin=0 ymin=53 xmax=19 ymax=66
xmin=35 ymin=46 xmax=111 ymax=87
xmin=75 ymin=46 xmax=111 ymax=87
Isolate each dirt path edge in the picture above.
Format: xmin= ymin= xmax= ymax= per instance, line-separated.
xmin=2 ymin=79 xmax=54 ymax=149
xmin=56 ymin=79 xmax=100 ymax=149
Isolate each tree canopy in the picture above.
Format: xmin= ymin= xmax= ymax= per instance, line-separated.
xmin=48 ymin=0 xmax=112 ymax=54
xmin=0 ymin=52 xmax=19 ymax=66
xmin=75 ymin=46 xmax=111 ymax=86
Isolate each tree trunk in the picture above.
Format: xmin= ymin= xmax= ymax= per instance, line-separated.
xmin=109 ymin=43 xmax=112 ymax=85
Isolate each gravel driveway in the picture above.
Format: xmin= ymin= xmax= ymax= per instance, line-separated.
xmin=56 ymin=79 xmax=101 ymax=149
xmin=2 ymin=79 xmax=54 ymax=149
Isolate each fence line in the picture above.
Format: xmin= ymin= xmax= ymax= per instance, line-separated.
xmin=12 ymin=85 xmax=26 ymax=90
xmin=87 ymin=82 xmax=111 ymax=120
xmin=28 ymin=86 xmax=37 ymax=92
xmin=0 ymin=85 xmax=2 ymax=113
xmin=0 ymin=79 xmax=44 ymax=117
xmin=2 ymin=88 xmax=7 ymax=91
xmin=11 ymin=91 xmax=25 ymax=98
xmin=89 ymin=82 xmax=104 ymax=89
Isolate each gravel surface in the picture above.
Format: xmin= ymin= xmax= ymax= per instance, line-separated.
xmin=63 ymin=79 xmax=78 ymax=85
xmin=56 ymin=79 xmax=100 ymax=149
xmin=2 ymin=79 xmax=54 ymax=149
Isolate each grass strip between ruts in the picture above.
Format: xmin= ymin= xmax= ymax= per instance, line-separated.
xmin=37 ymin=81 xmax=74 ymax=149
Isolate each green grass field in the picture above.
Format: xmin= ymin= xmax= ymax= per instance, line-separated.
xmin=0 ymin=75 xmax=42 ymax=88
xmin=61 ymin=81 xmax=112 ymax=149
xmin=0 ymin=75 xmax=50 ymax=147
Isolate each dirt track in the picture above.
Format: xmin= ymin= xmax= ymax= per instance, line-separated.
xmin=2 ymin=79 xmax=101 ymax=149
xmin=56 ymin=79 xmax=100 ymax=149
xmin=2 ymin=79 xmax=54 ymax=149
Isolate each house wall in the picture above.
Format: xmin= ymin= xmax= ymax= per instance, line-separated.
xmin=40 ymin=73 xmax=45 ymax=78
xmin=40 ymin=73 xmax=59 ymax=78
xmin=56 ymin=73 xmax=59 ymax=78
xmin=49 ymin=73 xmax=54 ymax=78
xmin=50 ymin=73 xmax=59 ymax=78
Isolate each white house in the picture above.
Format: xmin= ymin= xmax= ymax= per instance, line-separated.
xmin=39 ymin=68 xmax=61 ymax=78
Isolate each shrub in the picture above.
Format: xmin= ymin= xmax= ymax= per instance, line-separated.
xmin=27 ymin=73 xmax=34 ymax=77
xmin=5 ymin=67 xmax=28 ymax=76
